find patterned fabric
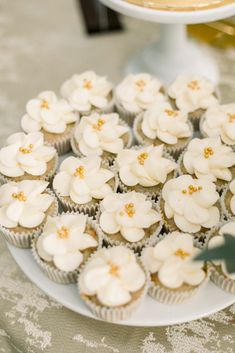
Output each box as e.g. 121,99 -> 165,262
0,0 -> 234,352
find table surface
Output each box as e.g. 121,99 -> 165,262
0,1 -> 235,352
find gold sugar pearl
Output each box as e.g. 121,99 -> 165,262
73,166 -> 85,178
187,80 -> 200,90
137,152 -> 149,165
164,109 -> 178,117
174,248 -> 190,260
124,203 -> 135,218
83,79 -> 93,90
19,144 -> 34,154
109,262 -> 120,277
40,99 -> 50,109
135,79 -> 146,91
92,119 -> 105,131
12,192 -> 27,202
57,226 -> 70,239
227,113 -> 235,123
182,185 -> 202,195
203,147 -> 214,159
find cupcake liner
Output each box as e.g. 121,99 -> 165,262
0,189 -> 58,248
133,113 -> 193,160
78,251 -> 149,322
188,109 -> 205,132
0,150 -> 59,185
31,215 -> 103,284
210,265 -> 235,294
221,186 -> 235,220
115,99 -> 139,127
96,198 -> 163,252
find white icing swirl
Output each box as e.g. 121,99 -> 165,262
162,175 -> 220,233
229,179 -> 235,215
141,102 -> 192,144
21,91 -> 78,134
202,104 -> 235,146
53,156 -> 114,205
79,246 -> 146,307
208,222 -> 235,280
116,145 -> 177,187
37,214 -> 98,272
60,71 -> 113,112
99,192 -> 161,242
73,113 -> 130,156
0,180 -> 53,228
168,74 -> 218,113
0,132 -> 56,177
116,73 -> 165,113
142,232 -> 205,288
183,137 -> 235,182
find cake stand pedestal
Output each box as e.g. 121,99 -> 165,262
99,0 -> 235,83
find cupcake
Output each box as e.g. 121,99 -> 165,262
116,145 -> 177,198
0,180 -> 58,248
97,191 -> 163,251
207,221 -> 235,294
78,246 -> 148,322
133,101 -> 193,158
160,175 -> 220,239
168,74 -> 219,130
200,103 -> 235,147
178,137 -> 235,191
0,132 -> 58,184
60,71 -> 114,116
142,232 -> 207,304
53,155 -> 116,216
21,91 -> 78,155
115,73 -> 166,126
32,213 -> 101,284
71,112 -> 132,164
221,180 -> 235,219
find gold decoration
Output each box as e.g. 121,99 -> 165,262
92,119 -> 105,131
204,147 -> 214,159
19,144 -> 34,154
181,185 -> 203,195
73,166 -> 85,178
135,79 -> 146,91
12,192 -> 27,202
41,99 -> 50,109
137,152 -> 149,165
109,262 -> 120,277
228,113 -> 235,122
124,203 -> 136,218
83,80 -> 93,90
164,109 -> 178,117
174,248 -> 190,259
187,80 -> 200,90
57,226 -> 70,239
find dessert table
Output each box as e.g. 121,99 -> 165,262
0,0 -> 234,352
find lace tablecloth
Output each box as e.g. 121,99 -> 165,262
0,1 -> 234,352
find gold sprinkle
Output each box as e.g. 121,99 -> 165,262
19,144 -> 34,154
109,262 -> 119,277
137,152 -> 149,165
135,79 -> 146,91
182,185 -> 202,195
12,192 -> 27,202
164,109 -> 178,117
204,147 -> 214,159
181,189 -> 187,194
73,166 -> 85,178
198,186 -> 203,191
83,80 -> 93,90
57,226 -> 70,239
92,119 -> 105,131
174,248 -> 190,260
227,113 -> 235,123
187,80 -> 200,90
41,99 -> 49,109
124,203 -> 135,218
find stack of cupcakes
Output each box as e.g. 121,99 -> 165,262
1,70 -> 234,323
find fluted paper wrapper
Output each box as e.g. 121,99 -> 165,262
115,99 -> 140,127
210,265 -> 235,294
221,186 -> 235,220
0,189 -> 58,248
133,113 -> 193,160
78,253 -> 149,322
31,216 -> 103,284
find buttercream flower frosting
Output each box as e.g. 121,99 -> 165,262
60,71 -> 113,112
115,73 -> 165,113
21,91 -> 78,134
99,192 -> 161,242
208,221 -> 235,279
0,180 -> 54,228
142,232 -> 205,289
0,132 -> 56,177
79,246 -> 146,306
229,179 -> 235,215
202,104 -> 235,146
168,74 -> 218,113
183,137 -> 235,182
53,156 -> 114,205
162,175 -> 220,233
116,145 -> 177,187
37,214 -> 98,272
141,102 -> 192,144
73,113 -> 130,156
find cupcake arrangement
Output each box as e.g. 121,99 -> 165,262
1,70 -> 235,323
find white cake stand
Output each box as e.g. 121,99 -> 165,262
99,0 -> 235,83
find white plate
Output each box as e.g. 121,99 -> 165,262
8,243 -> 235,327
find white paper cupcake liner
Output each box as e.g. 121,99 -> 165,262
78,251 -> 149,322
133,113 -> 193,160
221,186 -> 235,220
210,265 -> 235,294
31,215 -> 103,284
96,198 -> 163,252
115,99 -> 140,127
188,109 -> 205,131
0,189 -> 58,248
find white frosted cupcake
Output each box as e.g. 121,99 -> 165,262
60,71 -> 114,116
0,132 -> 58,183
21,91 -> 78,155
142,232 -> 207,304
221,180 -> 235,219
133,101 -> 193,158
97,191 -> 163,251
178,137 -> 235,190
200,103 -> 235,147
78,246 -> 148,322
0,180 -> 58,248
32,213 -> 101,284
208,221 -> 235,294
71,112 -> 132,164
116,145 -> 177,198
53,155 -> 116,216
160,175 -> 220,239
115,73 -> 166,126
168,74 -> 219,130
